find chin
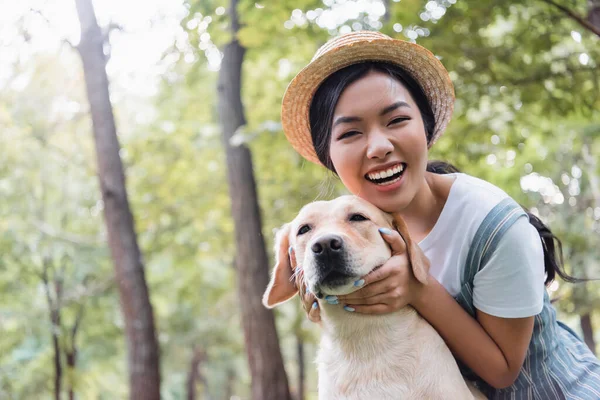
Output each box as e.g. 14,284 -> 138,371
365,195 -> 408,214
317,281 -> 359,297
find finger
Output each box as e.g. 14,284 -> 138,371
359,261 -> 396,287
343,292 -> 391,306
378,227 -> 407,256
289,246 -> 297,269
303,291 -> 322,323
343,303 -> 391,315
300,287 -> 314,307
338,278 -> 395,300
308,300 -> 321,322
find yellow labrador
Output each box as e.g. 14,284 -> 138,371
263,195 -> 485,400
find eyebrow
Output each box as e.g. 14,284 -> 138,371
332,101 -> 411,128
380,101 -> 411,116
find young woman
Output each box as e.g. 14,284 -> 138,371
280,31 -> 600,398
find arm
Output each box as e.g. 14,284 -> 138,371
416,216 -> 544,388
413,280 -> 533,389
339,217 -> 545,389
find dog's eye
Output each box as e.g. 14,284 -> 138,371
349,213 -> 368,222
297,225 -> 311,235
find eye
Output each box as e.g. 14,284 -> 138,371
297,225 -> 311,235
388,117 -> 409,126
349,213 -> 368,222
338,130 -> 360,140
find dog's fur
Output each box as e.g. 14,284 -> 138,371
263,195 -> 485,399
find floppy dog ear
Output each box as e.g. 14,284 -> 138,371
392,215 -> 430,284
262,223 -> 298,308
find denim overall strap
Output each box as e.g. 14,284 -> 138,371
455,198 -> 600,399
455,197 -> 526,318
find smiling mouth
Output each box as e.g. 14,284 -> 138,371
365,163 -> 406,186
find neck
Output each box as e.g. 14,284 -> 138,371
397,172 -> 454,242
320,303 -> 418,340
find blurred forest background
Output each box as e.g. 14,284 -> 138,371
0,0 -> 599,399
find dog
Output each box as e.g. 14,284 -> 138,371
263,195 -> 485,399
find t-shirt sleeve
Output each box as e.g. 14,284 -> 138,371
472,215 -> 546,318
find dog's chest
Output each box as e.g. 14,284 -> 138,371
315,311 -> 464,400
317,318 -> 426,399
317,341 -> 418,399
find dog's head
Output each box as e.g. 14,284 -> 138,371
262,195 -> 428,308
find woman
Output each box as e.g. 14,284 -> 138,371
281,31 -> 600,399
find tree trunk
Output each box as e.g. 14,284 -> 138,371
42,260 -> 62,400
217,1 -> 291,399
297,334 -> 305,400
51,310 -> 62,400
225,369 -> 235,400
73,1 -> 161,399
186,348 -> 204,400
65,305 -> 84,400
580,312 -> 597,355
66,350 -> 75,400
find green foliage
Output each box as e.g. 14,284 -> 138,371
1,0 -> 599,398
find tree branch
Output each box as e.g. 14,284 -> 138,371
71,304 -> 85,343
60,276 -> 115,307
41,259 -> 55,312
509,66 -> 596,86
30,219 -> 103,247
541,0 -> 600,37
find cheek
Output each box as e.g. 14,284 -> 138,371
330,145 -> 363,190
329,143 -> 345,170
345,228 -> 392,267
411,122 -> 429,157
345,227 -> 371,248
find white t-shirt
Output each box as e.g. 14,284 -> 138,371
419,173 -> 545,318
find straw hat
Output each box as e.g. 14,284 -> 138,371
281,31 -> 455,165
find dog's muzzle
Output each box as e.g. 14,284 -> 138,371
311,234 -> 354,297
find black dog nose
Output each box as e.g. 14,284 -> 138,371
311,234 -> 343,255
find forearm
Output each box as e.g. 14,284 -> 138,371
413,279 -> 522,389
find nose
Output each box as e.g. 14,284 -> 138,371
366,130 -> 393,159
311,234 -> 344,255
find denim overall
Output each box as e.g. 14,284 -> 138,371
455,198 -> 600,399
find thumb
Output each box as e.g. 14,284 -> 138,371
378,227 -> 407,256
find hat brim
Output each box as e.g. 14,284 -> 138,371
281,37 -> 455,165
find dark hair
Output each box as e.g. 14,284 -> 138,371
308,61 -> 582,286
309,62 -> 435,172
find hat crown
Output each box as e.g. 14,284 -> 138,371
312,31 -> 392,62
283,31 -> 455,165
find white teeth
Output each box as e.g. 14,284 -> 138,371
367,164 -> 404,181
376,175 -> 402,186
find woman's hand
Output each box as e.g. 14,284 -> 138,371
293,227 -> 427,318
337,228 -> 426,314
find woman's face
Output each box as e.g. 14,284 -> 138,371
329,70 -> 429,213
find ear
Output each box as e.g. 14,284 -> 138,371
262,223 -> 299,308
392,214 -> 430,284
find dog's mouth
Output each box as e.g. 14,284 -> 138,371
321,269 -> 354,285
313,264 -> 384,299
313,268 -> 355,299
365,163 -> 406,186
